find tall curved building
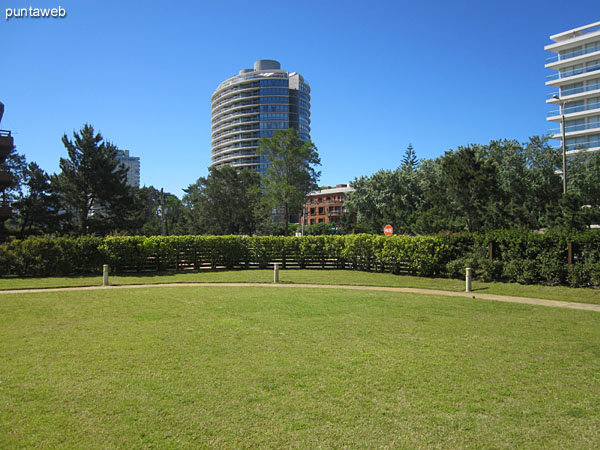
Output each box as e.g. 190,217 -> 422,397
211,60 -> 311,175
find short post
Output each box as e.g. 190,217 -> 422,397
568,242 -> 574,266
273,263 -> 279,283
465,267 -> 472,293
102,264 -> 109,286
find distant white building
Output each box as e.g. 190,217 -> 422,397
116,150 -> 140,188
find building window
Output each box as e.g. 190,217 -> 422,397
586,59 -> 600,73
318,218 -> 324,223
318,207 -> 324,215
310,208 -> 315,215
565,118 -> 585,132
310,219 -> 315,224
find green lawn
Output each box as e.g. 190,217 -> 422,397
1,269 -> 600,305
1,286 -> 599,448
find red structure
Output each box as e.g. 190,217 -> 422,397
301,184 -> 354,225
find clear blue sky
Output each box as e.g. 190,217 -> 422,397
2,0 -> 598,197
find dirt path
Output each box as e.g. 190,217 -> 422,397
1,282 -> 599,312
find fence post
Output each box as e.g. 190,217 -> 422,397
489,242 -> 494,261
274,263 -> 279,283
465,267 -> 472,293
568,242 -> 574,266
102,264 -> 109,286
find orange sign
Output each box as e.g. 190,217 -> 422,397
384,225 -> 393,236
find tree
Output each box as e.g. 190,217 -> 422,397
486,137 -> 562,229
182,165 -> 266,235
401,143 -> 418,171
54,124 -> 133,234
345,156 -> 424,235
549,151 -> 600,231
345,170 -> 399,234
129,186 -> 186,236
0,145 -> 26,205
413,156 -> 462,233
12,162 -> 61,236
258,129 -> 321,236
440,145 -> 501,232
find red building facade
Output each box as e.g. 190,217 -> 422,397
300,184 -> 354,225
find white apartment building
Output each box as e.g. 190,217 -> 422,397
116,150 -> 140,188
546,21 -> 600,154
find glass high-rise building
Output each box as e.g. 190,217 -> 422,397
211,59 -> 311,175
546,21 -> 600,154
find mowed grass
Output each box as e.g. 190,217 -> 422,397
1,286 -> 599,448
1,269 -> 600,305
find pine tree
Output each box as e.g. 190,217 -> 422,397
401,143 -> 418,171
54,124 -> 133,234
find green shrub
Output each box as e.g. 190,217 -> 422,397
1,231 -> 600,288
100,236 -> 154,273
248,236 -> 285,269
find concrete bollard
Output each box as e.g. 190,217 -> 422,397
465,267 -> 472,293
103,264 -> 109,286
274,263 -> 279,283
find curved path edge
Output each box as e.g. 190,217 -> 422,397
0,282 -> 599,312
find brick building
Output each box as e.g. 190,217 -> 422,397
301,184 -> 354,225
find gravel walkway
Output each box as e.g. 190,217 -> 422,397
1,282 -> 599,312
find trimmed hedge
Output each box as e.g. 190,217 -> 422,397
1,231 -> 599,287
0,236 -> 104,277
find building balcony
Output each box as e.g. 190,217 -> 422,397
212,115 -> 260,131
546,67 -> 600,86
212,91 -> 261,110
552,144 -> 600,155
212,108 -> 260,125
215,72 -> 287,93
211,140 -> 259,155
0,171 -> 13,190
211,152 -> 258,164
211,134 -> 260,148
550,123 -> 600,139
545,49 -> 600,69
547,105 -> 600,121
212,125 -> 260,140
545,22 -> 600,50
0,133 -> 14,163
211,83 -> 260,103
547,87 -> 600,104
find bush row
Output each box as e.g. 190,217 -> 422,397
1,232 -> 599,287
0,236 -> 104,277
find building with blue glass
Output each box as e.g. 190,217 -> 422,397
210,60 -> 311,175
546,21 -> 600,154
